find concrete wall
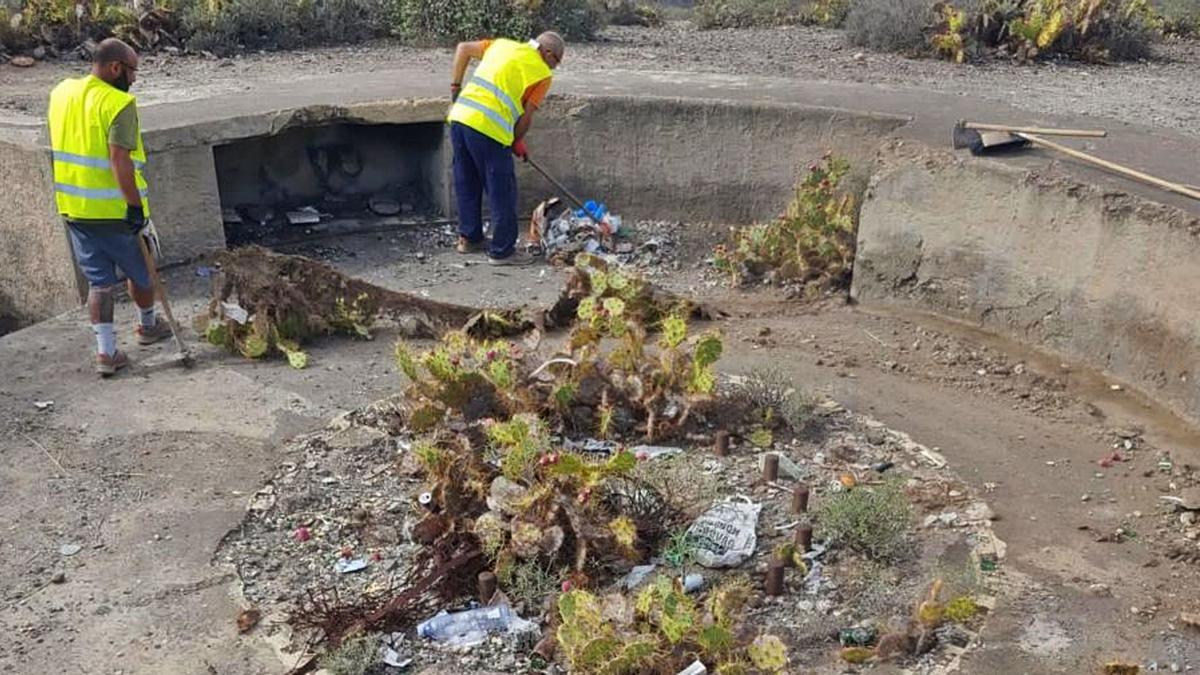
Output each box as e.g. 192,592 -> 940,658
524,96 -> 907,224
852,141 -> 1200,423
0,138 -> 82,331
145,145 -> 225,262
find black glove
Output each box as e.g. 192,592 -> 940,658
125,204 -> 145,234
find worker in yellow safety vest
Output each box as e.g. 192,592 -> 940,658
447,32 -> 564,266
47,38 -> 170,376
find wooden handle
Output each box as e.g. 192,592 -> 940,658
1016,132 -> 1200,201
965,122 -> 1107,138
136,235 -> 188,354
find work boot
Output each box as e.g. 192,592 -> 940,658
488,249 -> 537,267
457,236 -> 485,254
136,316 -> 172,346
96,350 -> 130,377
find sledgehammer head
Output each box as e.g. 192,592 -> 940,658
952,120 -> 1029,156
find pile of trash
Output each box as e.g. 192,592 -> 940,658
529,197 -> 625,264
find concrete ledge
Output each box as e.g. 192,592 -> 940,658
852,140 -> 1200,423
0,138 -> 82,329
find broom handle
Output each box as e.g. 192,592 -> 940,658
966,123 -> 1107,138
1015,133 -> 1200,202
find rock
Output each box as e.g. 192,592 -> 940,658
31,46 -> 46,60
1088,583 -> 1112,597
1182,512 -> 1197,527
59,544 -> 82,557
369,197 -> 401,216
964,502 -> 995,522
1179,487 -> 1200,511
10,56 -> 35,68
852,52 -> 866,62
50,571 -> 66,584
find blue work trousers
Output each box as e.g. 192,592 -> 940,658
451,122 -> 518,259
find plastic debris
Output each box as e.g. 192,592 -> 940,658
686,496 -> 762,568
563,438 -> 619,456
335,558 -> 369,574
381,632 -> 413,668
531,197 -> 625,258
416,604 -> 539,648
630,445 -> 684,461
33,401 -> 53,411
221,301 -> 249,324
1099,451 -> 1125,468
286,206 -> 322,226
293,526 -> 311,542
677,660 -> 707,675
59,544 -> 82,557
195,266 -> 217,278
621,564 -> 658,590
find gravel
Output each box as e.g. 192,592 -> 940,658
2,23 -> 1198,137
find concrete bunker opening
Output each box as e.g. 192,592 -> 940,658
213,121 -> 448,248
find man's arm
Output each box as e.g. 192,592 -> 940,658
109,145 -> 140,208
451,40 -> 489,99
107,103 -> 141,209
513,108 -> 535,145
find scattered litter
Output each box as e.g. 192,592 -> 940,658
59,544 -> 82,557
683,573 -> 705,593
195,266 -> 217,278
924,512 -> 960,528
563,438 -> 619,456
871,461 -> 894,473
677,660 -> 707,675
382,631 -> 414,668
530,197 -> 624,260
921,448 -> 949,468
236,607 -> 262,634
286,206 -> 323,226
1099,451 -> 1125,468
221,301 -> 249,324
686,496 -> 762,568
631,445 -> 684,461
33,401 -> 53,411
1161,488 -> 1200,511
335,558 -> 369,574
416,604 -> 538,648
221,208 -> 243,225
293,526 -> 311,542
620,564 -> 658,590
702,458 -> 725,474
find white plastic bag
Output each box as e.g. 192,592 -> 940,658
686,496 -> 762,568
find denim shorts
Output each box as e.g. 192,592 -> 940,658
66,222 -> 152,289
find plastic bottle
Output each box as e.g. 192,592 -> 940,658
417,605 -> 518,646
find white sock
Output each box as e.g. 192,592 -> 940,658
138,306 -> 156,329
94,323 -> 116,356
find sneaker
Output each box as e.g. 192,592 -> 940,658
456,236 -> 485,254
487,249 -> 537,267
96,350 -> 130,377
136,317 -> 172,346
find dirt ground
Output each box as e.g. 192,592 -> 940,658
2,23 -> 1199,138
2,220 -> 1200,673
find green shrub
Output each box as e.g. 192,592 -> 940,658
393,0 -> 603,45
0,0 -> 137,53
713,154 -> 857,293
1156,0 -> 1200,35
817,479 -> 914,562
181,0 -> 392,55
317,634 -> 379,675
694,0 -> 802,28
844,0 -> 936,51
844,0 -> 933,52
606,0 -> 664,26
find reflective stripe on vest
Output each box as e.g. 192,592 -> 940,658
53,150 -> 146,171
446,39 -> 551,146
47,75 -> 151,220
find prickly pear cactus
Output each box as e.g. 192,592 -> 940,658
747,635 -> 788,673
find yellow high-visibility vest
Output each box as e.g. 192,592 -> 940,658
47,74 -> 150,220
447,39 -> 551,147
